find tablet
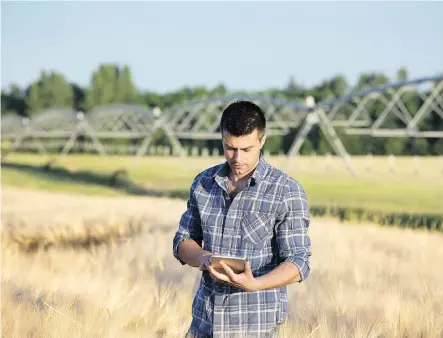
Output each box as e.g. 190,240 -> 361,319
211,255 -> 246,274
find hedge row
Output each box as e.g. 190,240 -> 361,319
137,190 -> 442,232
309,205 -> 442,232
115,171 -> 442,232
36,164 -> 443,233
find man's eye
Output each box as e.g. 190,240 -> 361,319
244,149 -> 251,152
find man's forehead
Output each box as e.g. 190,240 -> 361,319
222,130 -> 261,141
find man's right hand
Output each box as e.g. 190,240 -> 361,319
177,239 -> 212,269
199,252 -> 213,271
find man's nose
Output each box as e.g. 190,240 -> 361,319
234,150 -> 241,161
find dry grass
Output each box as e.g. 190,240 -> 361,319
2,187 -> 443,338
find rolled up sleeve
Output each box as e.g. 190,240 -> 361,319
276,178 -> 312,282
173,176 -> 203,265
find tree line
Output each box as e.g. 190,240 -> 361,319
2,64 -> 442,156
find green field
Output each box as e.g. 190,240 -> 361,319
2,153 -> 443,215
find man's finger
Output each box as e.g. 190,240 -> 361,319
213,272 -> 231,283
244,261 -> 253,277
220,262 -> 238,282
207,264 -> 231,283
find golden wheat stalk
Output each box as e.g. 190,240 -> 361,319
43,301 -> 100,336
2,216 -> 146,252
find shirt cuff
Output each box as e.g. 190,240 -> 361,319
173,234 -> 191,265
284,256 -> 310,282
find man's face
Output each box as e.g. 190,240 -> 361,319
222,129 -> 266,178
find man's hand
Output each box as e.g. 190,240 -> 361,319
177,240 -> 212,269
198,252 -> 213,271
205,261 -> 262,292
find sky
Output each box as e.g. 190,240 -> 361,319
1,1 -> 443,93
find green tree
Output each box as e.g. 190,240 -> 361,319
385,138 -> 405,155
192,86 -> 209,99
353,73 -> 389,92
116,66 -> 138,103
86,64 -> 121,108
24,71 -> 73,115
263,135 -> 283,155
210,83 -> 227,97
432,139 -> 443,155
412,139 -> 429,155
284,76 -> 304,100
72,84 -> 87,111
396,67 -> 409,82
318,136 -> 332,155
3,63 -> 439,157
2,84 -> 27,116
330,75 -> 348,98
300,139 -> 314,155
26,83 -> 41,114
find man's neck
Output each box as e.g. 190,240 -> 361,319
230,170 -> 252,184
229,159 -> 260,184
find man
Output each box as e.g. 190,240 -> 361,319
173,100 -> 311,338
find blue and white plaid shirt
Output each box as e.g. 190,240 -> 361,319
173,154 -> 311,337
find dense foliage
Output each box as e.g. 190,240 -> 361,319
2,64 -> 442,156
309,206 -> 442,232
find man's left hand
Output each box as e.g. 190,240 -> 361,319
205,261 -> 262,292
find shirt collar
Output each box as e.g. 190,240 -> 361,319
213,152 -> 268,187
250,152 -> 268,183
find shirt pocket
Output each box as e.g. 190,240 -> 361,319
241,212 -> 275,250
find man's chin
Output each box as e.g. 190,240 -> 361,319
232,168 -> 248,178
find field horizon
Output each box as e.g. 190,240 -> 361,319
2,153 -> 443,215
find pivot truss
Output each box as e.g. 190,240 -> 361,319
285,75 -> 443,175
325,75 -> 443,138
1,75 -> 442,175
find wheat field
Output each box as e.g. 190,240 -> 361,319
2,187 -> 443,338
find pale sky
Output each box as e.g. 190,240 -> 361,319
1,1 -> 443,93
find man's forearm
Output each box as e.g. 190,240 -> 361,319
255,261 -> 301,290
178,239 -> 211,267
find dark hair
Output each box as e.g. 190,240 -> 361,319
220,100 -> 266,139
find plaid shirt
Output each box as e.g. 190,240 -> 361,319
173,154 -> 311,337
